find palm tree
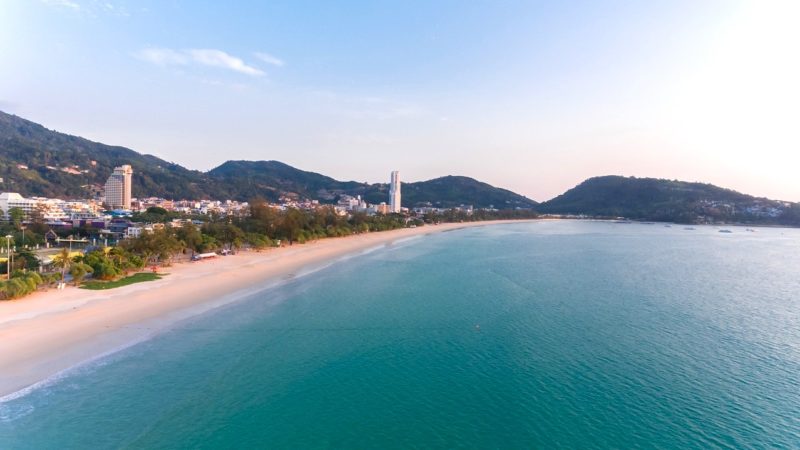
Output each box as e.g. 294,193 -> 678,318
108,247 -> 126,272
56,247 -> 72,283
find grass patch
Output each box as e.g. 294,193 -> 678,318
80,272 -> 166,290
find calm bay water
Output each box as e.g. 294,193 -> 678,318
1,221 -> 799,448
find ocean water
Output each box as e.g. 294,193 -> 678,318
1,221 -> 799,449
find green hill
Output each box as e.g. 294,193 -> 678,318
208,162 -> 537,208
6,110 -> 794,222
0,110 -> 213,199
539,176 -> 800,225
0,110 -> 536,208
378,175 -> 537,209
207,160 -> 364,202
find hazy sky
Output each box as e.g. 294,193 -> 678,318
1,0 -> 798,202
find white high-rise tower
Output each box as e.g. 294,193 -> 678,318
105,164 -> 133,210
389,170 -> 401,213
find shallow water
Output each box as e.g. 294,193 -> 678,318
1,221 -> 799,448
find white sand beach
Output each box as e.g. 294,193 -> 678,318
0,221 -> 528,398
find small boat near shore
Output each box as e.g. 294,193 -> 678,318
719,229 -> 733,233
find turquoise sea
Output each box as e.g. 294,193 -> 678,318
1,221 -> 799,448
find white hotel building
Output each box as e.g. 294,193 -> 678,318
0,192 -> 37,219
0,192 -> 102,222
389,170 -> 401,213
104,165 -> 133,210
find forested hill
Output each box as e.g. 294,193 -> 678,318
7,110 -> 794,222
207,160 -> 364,202
209,162 -> 538,208
390,176 -> 537,209
538,176 -> 800,225
0,110 -> 537,208
0,110 -> 213,199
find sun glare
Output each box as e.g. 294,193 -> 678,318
667,1 -> 800,172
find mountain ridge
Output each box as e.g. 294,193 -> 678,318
539,175 -> 800,225
0,110 -> 536,208
3,110 -> 798,224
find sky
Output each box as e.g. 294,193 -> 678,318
1,0 -> 799,202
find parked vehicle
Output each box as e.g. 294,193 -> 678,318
191,252 -> 218,261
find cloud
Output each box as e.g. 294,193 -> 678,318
136,48 -> 189,66
254,52 -> 285,67
98,1 -> 131,17
135,48 -> 264,77
41,0 -> 80,9
187,49 -> 264,76
41,0 -> 131,17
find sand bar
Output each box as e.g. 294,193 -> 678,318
0,220 -> 529,398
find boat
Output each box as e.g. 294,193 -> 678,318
719,229 -> 733,233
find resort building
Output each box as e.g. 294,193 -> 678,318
389,170 -> 401,213
125,226 -> 145,239
104,165 -> 133,210
0,192 -> 105,223
0,192 -> 37,220
337,194 -> 368,212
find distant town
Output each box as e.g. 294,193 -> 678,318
1,160 -> 797,300
1,165 -> 489,244
1,163 -> 534,301
1,162 -> 797,252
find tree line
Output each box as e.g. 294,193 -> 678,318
0,199 -> 537,299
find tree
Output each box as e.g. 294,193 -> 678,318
249,197 -> 280,236
140,249 -> 154,268
83,250 -> 123,280
0,271 -> 45,299
198,234 -> 219,253
200,221 -> 245,252
69,263 -> 94,286
278,208 -> 307,244
8,207 -> 24,228
245,232 -> 271,251
107,247 -> 130,274
5,278 -> 29,298
40,272 -> 61,290
153,230 -> 184,265
175,223 -> 203,252
55,247 -> 72,283
15,249 -> 40,271
29,204 -> 47,225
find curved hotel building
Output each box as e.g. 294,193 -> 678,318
104,165 -> 133,210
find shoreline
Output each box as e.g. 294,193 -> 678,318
0,220 -> 531,399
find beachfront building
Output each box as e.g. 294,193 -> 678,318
28,197 -> 69,222
134,197 -> 176,212
389,170 -> 401,213
337,194 -> 369,213
61,200 -> 104,220
104,165 -> 133,210
125,226 -> 145,239
0,192 -> 37,220
0,192 -> 105,222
